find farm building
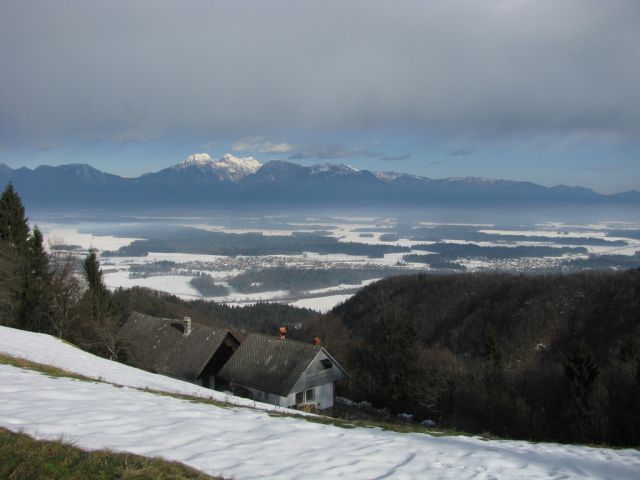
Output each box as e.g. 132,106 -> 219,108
217,333 -> 349,411
118,312 -> 240,388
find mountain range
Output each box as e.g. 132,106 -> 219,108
1,153 -> 638,209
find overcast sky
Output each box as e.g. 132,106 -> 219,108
1,0 -> 639,193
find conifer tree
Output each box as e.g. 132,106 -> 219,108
84,249 -> 106,296
0,183 -> 30,326
0,183 -> 29,252
564,340 -> 600,418
20,226 -> 51,331
80,249 -> 122,359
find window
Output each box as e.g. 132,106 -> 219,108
295,388 -> 315,405
305,388 -> 314,402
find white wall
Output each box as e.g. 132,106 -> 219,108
315,382 -> 334,410
233,383 -> 334,410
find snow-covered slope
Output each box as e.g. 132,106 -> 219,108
0,326 -> 296,414
1,325 -> 639,480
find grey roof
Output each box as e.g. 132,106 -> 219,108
118,312 -> 236,381
217,334 -> 348,397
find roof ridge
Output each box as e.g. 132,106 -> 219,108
248,332 -> 321,350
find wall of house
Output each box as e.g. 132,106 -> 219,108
231,383 -> 334,410
233,384 -> 290,408
314,382 -> 334,410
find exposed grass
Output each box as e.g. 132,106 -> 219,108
140,387 -> 233,410
0,353 -> 94,382
266,411 -> 492,438
0,427 -> 221,480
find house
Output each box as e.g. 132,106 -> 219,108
118,312 -> 240,388
217,333 -> 349,411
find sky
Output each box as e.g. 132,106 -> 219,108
0,0 -> 639,193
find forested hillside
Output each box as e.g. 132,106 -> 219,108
317,272 -> 640,445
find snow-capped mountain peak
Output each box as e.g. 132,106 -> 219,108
176,153 -> 262,182
310,163 -> 359,175
218,153 -> 262,176
181,153 -> 215,165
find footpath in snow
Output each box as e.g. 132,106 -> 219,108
1,326 -> 639,480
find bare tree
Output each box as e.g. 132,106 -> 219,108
47,249 -> 81,339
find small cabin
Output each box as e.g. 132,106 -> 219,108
217,333 -> 349,411
118,312 -> 240,388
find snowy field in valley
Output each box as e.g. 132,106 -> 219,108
37,218 -> 640,313
289,294 -> 353,312
42,226 -> 142,251
1,326 -> 639,480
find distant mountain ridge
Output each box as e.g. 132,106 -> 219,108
1,153 -> 638,208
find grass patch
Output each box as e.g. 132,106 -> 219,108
0,353 -> 235,410
0,427 -> 221,480
139,387 -> 233,410
0,354 -> 94,382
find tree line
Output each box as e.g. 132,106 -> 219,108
307,272 -> 640,446
0,183 -> 123,359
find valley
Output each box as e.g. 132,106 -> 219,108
39,212 -> 640,312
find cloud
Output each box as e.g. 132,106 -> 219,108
288,143 -> 369,160
379,153 -> 411,162
577,163 -> 632,172
114,131 -> 162,144
288,143 -> 410,162
84,131 -> 162,145
0,0 -> 639,146
36,143 -> 60,151
232,136 -> 293,154
445,148 -> 473,157
425,161 -> 445,168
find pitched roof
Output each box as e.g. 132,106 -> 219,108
217,334 -> 346,397
118,312 -> 236,381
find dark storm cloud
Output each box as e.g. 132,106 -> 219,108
1,0 -> 639,145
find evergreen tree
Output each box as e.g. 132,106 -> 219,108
20,226 -> 51,332
0,183 -> 31,327
84,249 -> 106,295
350,308 -> 421,410
564,340 -> 600,419
0,240 -> 22,326
79,250 -> 122,359
483,325 -> 503,368
0,183 -> 29,252
620,337 -> 640,383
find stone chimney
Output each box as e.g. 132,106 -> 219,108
183,316 -> 192,336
